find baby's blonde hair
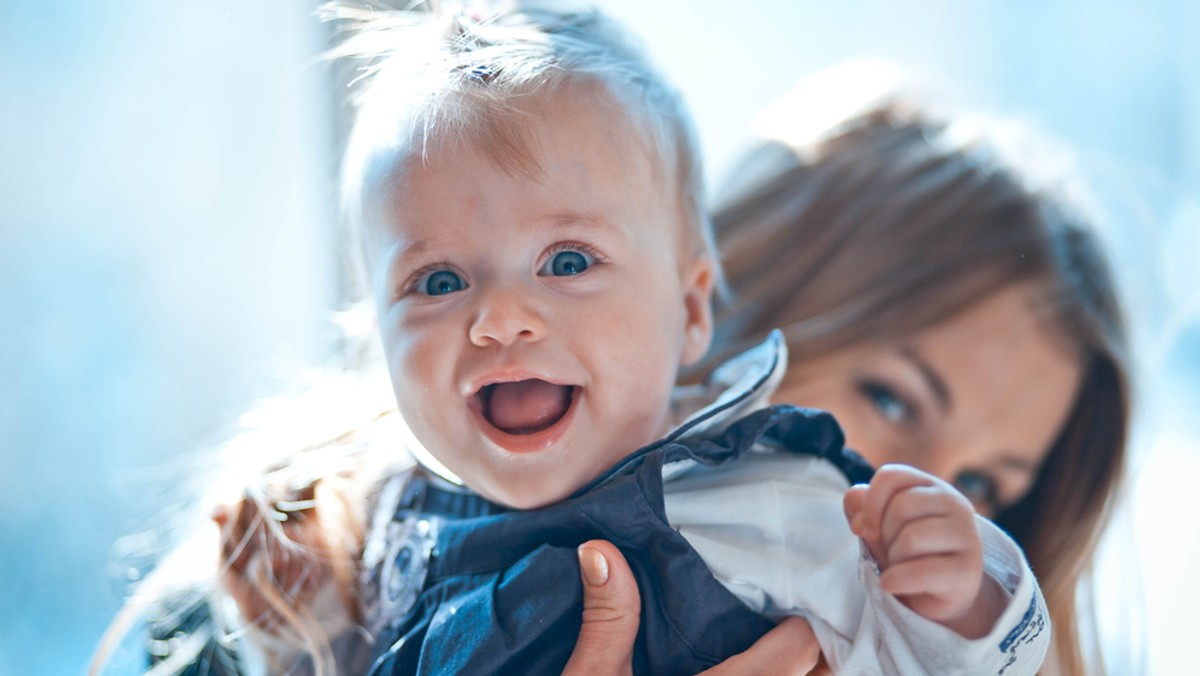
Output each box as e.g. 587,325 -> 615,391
325,1 -> 715,299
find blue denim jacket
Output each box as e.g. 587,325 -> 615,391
361,335 -> 872,675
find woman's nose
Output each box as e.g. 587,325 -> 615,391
918,439 -> 997,514
467,285 -> 547,347
918,444 -> 970,487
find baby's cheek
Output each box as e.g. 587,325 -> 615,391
381,331 -> 444,421
381,321 -> 432,372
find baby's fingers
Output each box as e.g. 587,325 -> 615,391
854,465 -> 936,541
843,485 -> 887,567
842,484 -> 868,531
883,515 -> 979,567
879,554 -> 981,622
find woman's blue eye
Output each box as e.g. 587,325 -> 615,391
861,382 -> 911,424
954,472 -> 998,513
421,270 -> 466,296
547,250 -> 590,276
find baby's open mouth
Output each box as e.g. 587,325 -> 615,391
479,379 -> 576,435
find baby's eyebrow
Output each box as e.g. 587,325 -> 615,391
380,234 -> 435,282
545,211 -> 621,235
380,212 -> 619,276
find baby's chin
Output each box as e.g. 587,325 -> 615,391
467,456 -> 627,510
476,475 -> 589,511
479,424 -> 674,510
414,401 -> 675,510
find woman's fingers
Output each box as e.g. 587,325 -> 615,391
560,539 -> 828,676
215,497 -> 259,574
562,540 -> 641,676
701,616 -> 825,676
212,479 -> 337,630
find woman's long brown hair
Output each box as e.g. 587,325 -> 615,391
707,96 -> 1129,675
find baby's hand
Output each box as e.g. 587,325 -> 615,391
212,480 -> 356,635
843,464 -> 1006,638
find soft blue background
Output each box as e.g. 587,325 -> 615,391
2,1 -> 1196,673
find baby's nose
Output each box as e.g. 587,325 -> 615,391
468,286 -> 547,347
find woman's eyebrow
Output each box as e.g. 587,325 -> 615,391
997,455 -> 1038,475
899,347 -> 952,411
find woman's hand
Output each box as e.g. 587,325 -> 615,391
563,540 -> 829,676
211,479 -> 357,636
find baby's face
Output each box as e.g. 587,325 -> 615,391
363,93 -> 713,509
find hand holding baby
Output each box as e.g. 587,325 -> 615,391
211,477 -> 360,664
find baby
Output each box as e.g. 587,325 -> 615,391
214,3 -> 1050,674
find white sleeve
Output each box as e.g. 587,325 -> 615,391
663,452 -> 1050,675
841,518 -> 1050,675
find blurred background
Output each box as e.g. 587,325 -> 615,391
1,1 -> 1196,673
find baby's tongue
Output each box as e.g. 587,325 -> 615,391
486,380 -> 571,434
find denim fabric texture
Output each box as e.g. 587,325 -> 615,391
366,404 -> 873,675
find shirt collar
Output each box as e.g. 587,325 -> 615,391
670,330 -> 789,441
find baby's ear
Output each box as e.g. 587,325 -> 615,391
680,254 -> 715,367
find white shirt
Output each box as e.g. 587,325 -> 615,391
663,332 -> 1050,675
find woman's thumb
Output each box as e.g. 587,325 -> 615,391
562,540 -> 641,676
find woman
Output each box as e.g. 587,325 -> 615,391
703,70 -> 1126,674
593,70 -> 1128,675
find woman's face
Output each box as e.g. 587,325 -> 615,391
772,284 -> 1083,517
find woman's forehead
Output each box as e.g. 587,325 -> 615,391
905,285 -> 1082,453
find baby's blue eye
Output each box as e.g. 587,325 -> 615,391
421,270 -> 466,296
547,250 -> 590,276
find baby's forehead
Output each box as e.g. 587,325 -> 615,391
347,80 -> 702,266
363,87 -> 670,204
